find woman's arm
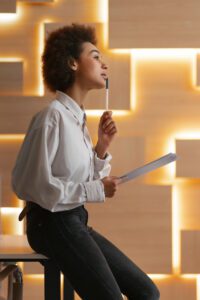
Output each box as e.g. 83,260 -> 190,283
95,111 -> 117,159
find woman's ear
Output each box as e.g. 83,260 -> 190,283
68,57 -> 78,71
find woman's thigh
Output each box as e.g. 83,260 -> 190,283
89,228 -> 160,300
27,207 -> 123,300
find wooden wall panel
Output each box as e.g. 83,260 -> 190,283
24,262 -> 43,275
177,183 -> 200,230
0,62 -> 23,95
0,140 -> 22,207
195,54 -> 200,87
0,0 -> 16,13
109,136 -> 145,177
181,230 -> 200,273
154,277 -> 196,300
0,96 -> 49,134
176,140 -> 200,178
19,0 -> 53,2
0,1 -> 100,96
86,184 -> 172,273
23,276 -> 44,300
109,0 -> 200,48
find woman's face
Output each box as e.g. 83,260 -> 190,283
74,42 -> 108,90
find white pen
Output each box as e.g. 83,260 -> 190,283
105,78 -> 109,111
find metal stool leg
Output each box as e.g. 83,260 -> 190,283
63,276 -> 74,300
44,260 -> 60,300
13,266 -> 23,300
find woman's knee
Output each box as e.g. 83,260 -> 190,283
128,281 -> 160,300
145,282 -> 160,300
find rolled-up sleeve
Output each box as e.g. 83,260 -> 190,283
93,151 -> 112,179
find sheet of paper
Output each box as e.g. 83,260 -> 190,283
119,153 -> 177,184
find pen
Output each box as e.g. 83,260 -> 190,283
105,78 -> 109,111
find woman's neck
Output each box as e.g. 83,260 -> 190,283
65,84 -> 88,108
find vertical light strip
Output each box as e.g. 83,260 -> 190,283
0,5 -> 22,24
0,134 -> 24,140
1,208 -> 23,235
38,19 -> 55,96
38,22 -> 45,96
172,185 -> 181,274
191,51 -> 200,90
97,0 -> 108,48
98,0 -> 108,23
130,51 -> 137,110
197,275 -> 200,300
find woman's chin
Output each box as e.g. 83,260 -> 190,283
88,79 -> 106,90
95,80 -> 106,89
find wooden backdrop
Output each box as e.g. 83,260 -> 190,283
1,0 -> 200,299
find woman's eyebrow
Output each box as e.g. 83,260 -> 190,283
89,49 -> 100,55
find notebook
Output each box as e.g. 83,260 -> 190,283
119,153 -> 177,184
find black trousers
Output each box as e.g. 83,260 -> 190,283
26,204 -> 160,300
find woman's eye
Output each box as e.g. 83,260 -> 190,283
94,56 -> 100,60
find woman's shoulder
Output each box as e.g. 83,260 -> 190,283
30,101 -> 61,130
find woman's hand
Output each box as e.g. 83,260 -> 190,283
101,176 -> 121,198
95,111 -> 117,159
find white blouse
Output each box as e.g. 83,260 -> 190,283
12,91 -> 112,212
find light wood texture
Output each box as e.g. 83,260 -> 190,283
176,140 -> 200,178
0,62 -> 23,95
0,0 -> 16,13
0,140 -> 22,207
86,183 -> 172,273
19,0 -> 53,2
23,276 -> 44,300
154,276 -> 196,300
109,136 -> 145,176
0,235 -> 46,258
23,262 -> 43,275
196,54 -> 200,86
0,209 -> 22,234
181,230 -> 200,273
177,183 -> 200,230
0,96 -> 49,134
109,0 -> 200,48
0,0 -> 100,96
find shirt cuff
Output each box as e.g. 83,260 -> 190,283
93,151 -> 112,171
83,180 -> 105,203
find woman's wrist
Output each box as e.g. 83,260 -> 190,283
94,142 -> 108,159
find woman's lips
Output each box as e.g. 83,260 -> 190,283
101,73 -> 107,79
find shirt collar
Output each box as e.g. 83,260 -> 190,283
56,90 -> 86,126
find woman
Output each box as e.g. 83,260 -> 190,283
12,24 -> 160,300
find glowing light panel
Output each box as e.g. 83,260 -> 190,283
0,6 -> 22,24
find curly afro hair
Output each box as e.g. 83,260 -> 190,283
42,23 -> 97,93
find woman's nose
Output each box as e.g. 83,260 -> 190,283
102,62 -> 108,69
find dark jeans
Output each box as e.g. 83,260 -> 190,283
26,203 -> 160,300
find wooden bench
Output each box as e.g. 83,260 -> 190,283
0,235 -> 74,300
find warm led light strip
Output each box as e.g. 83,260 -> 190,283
166,130 -> 200,277
1,207 -> 23,235
0,134 -> 24,140
113,48 -> 198,56
98,0 -> 108,23
172,185 -> 180,274
86,110 -> 130,117
0,5 -> 22,23
0,58 -> 23,62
